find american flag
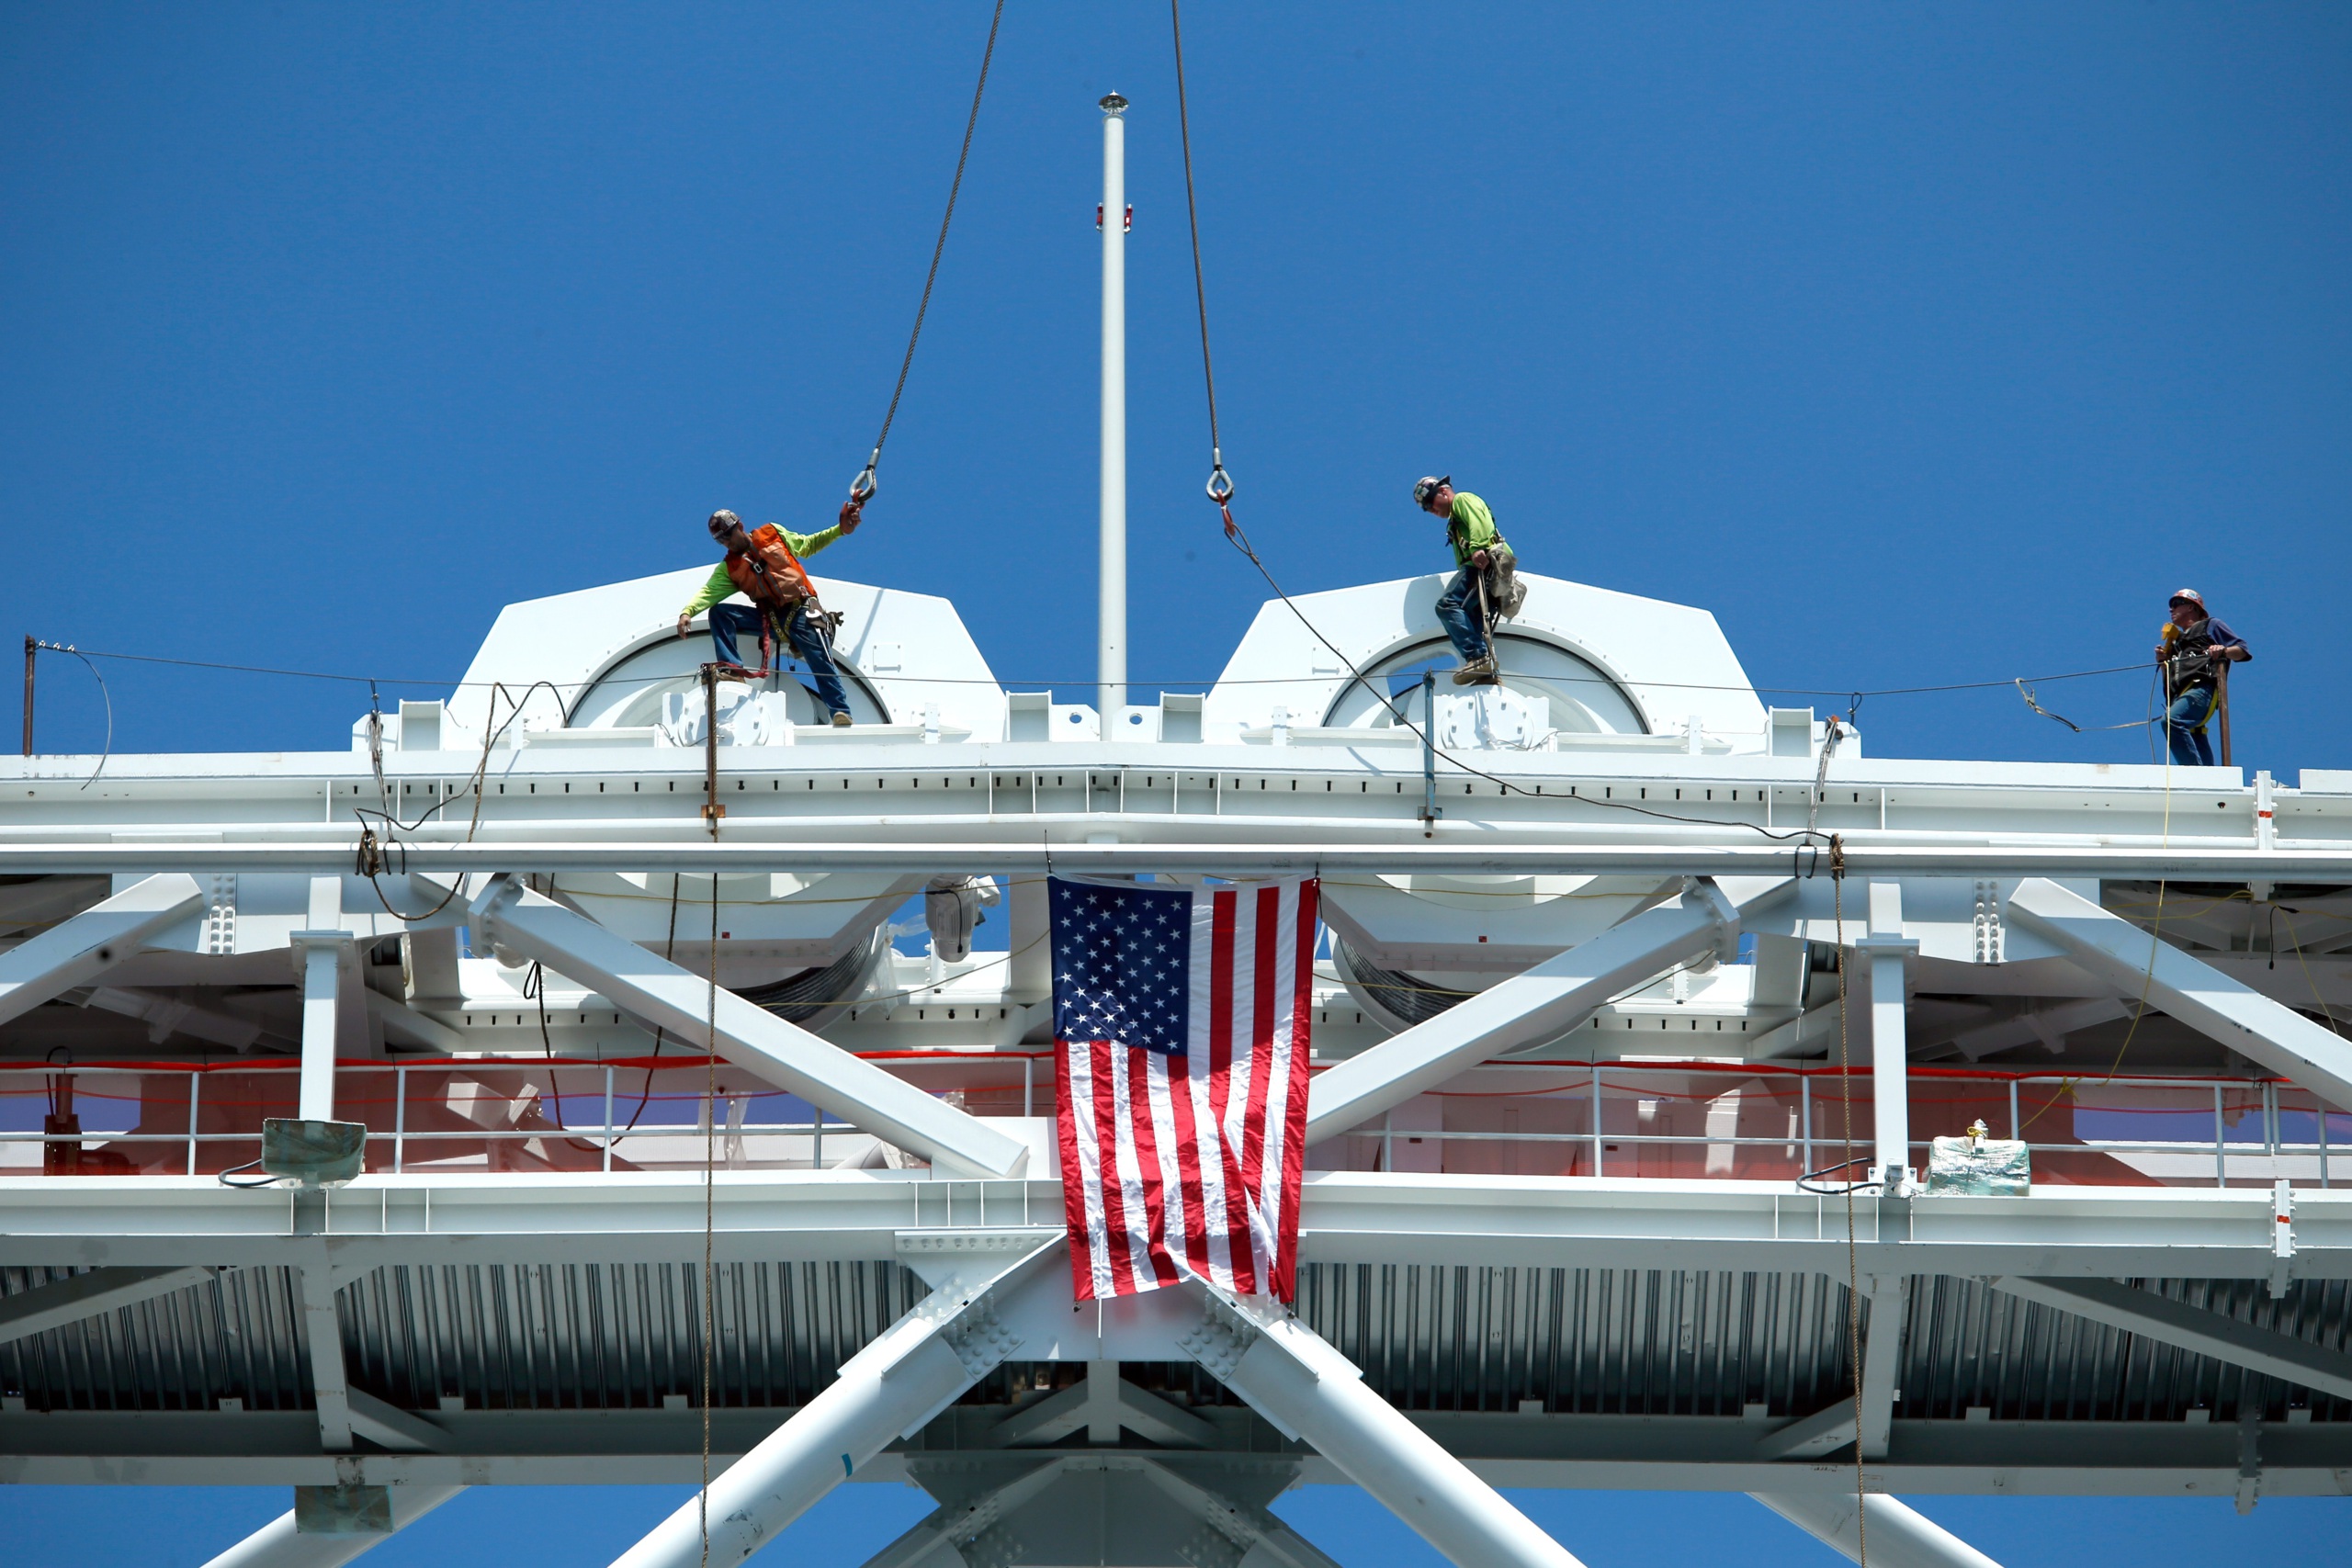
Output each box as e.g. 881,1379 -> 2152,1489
1049,875 -> 1318,1303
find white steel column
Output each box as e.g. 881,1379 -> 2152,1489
1306,879 -> 1750,1144
297,1253 -> 355,1452
2007,877 -> 2352,1111
469,876 -> 1028,1178
1182,1291 -> 1585,1568
0,872 -> 204,1025
1096,90 -> 1128,719
1862,881 -> 1916,1192
293,876 -> 347,1122
1751,1493 -> 2003,1568
608,1239 -> 1054,1568
198,1486 -> 465,1568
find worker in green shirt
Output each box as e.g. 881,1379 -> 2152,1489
674,503 -> 860,723
1413,476 -> 1519,682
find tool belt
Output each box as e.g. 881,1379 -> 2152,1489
756,602 -> 844,667
1477,544 -> 1524,623
2162,626 -> 2221,697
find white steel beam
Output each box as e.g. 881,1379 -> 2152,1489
298,1251 -> 354,1453
1182,1288 -> 1586,1568
198,1485 -> 464,1568
345,1388 -> 453,1453
361,987 -> 467,1052
293,877 -> 349,1122
1864,883 -> 1917,1191
857,1460 -> 1068,1568
2007,878 -> 2352,1111
20,840 -> 2352,882
1858,1273 -> 1907,1459
0,872 -> 204,1025
1751,1492 -> 2002,1568
0,1265 -> 217,1346
469,876 -> 1029,1179
1306,879 -> 1748,1145
1753,1397 -> 1859,1461
606,1236 -> 1057,1568
1134,1459 -> 1344,1568
985,1359 -> 1216,1449
5,1176 -> 2343,1283
1987,1276 -> 2352,1402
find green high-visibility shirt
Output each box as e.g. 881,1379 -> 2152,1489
678,524 -> 845,617
1444,491 -> 1506,570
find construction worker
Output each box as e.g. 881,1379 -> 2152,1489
1413,476 -> 1519,682
2154,589 -> 2249,767
676,504 -> 860,727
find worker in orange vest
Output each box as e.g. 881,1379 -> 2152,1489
676,504 -> 860,726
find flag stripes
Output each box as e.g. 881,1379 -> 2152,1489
1053,877 -> 1317,1303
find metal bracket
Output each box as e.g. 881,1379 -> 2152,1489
2269,1179 -> 2296,1299
1973,878 -> 2005,964
1177,1290 -> 1267,1384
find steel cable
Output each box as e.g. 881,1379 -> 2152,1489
849,0 -> 1006,502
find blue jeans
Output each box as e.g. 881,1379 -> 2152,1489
707,603 -> 851,719
1435,568 -> 1489,661
2165,685 -> 2215,767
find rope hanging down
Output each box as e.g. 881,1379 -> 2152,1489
848,0 -> 1006,504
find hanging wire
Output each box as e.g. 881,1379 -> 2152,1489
1163,9 -> 1837,848
28,642 -> 113,791
1170,0 -> 1230,507
26,638 -> 2160,708
848,0 -> 1007,503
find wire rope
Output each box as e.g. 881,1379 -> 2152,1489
847,0 -> 1006,503
24,638 -> 2158,709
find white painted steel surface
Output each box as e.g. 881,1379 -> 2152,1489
1305,880 -> 1743,1143
1196,1293 -> 1586,1568
1752,1492 -> 2003,1568
2007,877 -> 2352,1109
198,1486 -> 465,1568
467,877 -> 1029,1179
607,1240 -> 1053,1568
0,872 -> 204,1022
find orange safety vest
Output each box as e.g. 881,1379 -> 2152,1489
724,524 -> 820,613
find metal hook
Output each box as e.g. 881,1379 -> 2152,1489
849,446 -> 880,505
1205,464 -> 1234,504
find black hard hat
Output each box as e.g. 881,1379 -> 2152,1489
1413,475 -> 1452,506
707,509 -> 741,539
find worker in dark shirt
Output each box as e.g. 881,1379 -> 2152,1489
2155,589 -> 2248,768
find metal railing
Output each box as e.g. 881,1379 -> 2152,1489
0,1053 -> 1041,1178
1338,1059 -> 2344,1190
2,1054 -> 2340,1189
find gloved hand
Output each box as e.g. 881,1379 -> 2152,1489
839,501 -> 863,535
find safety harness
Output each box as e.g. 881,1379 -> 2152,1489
721,525 -> 839,678
2159,618 -> 2229,735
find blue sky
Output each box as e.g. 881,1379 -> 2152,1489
2,2 -> 2346,1561
2,1479 -> 2342,1564
4,3 -> 2348,772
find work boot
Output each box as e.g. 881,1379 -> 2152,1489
1452,655 -> 1498,684
831,711 -> 853,728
